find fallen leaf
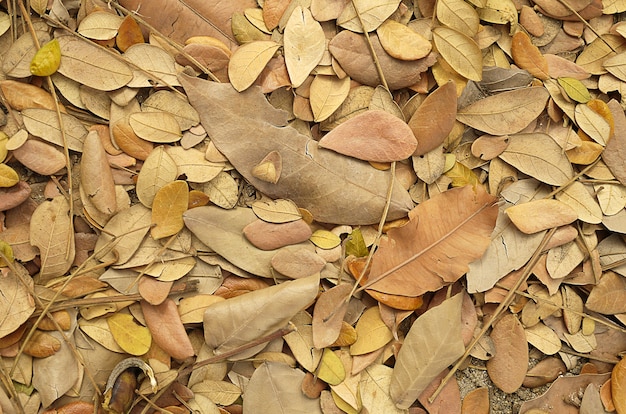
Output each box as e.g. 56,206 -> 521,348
142,90 -> 200,131
310,229 -> 341,249
94,203 -> 152,265
283,6 -> 325,88
310,75 -> 351,122
228,40 -> 281,92
558,77 -> 591,103
432,26 -> 483,81
350,306 -> 393,355
575,104 -> 610,146
437,0 -> 480,37
312,283 -> 352,349
0,163 -> 20,187
21,108 -> 87,152
243,218 -> 312,250
318,109 -> 417,162
0,263 -> 35,338
487,313 -> 528,393
180,75 -> 413,225
390,293 -> 465,409
106,313 -> 152,356
116,14 -> 144,52
523,356 -> 566,388
360,365 -> 406,414
376,19 -> 432,61
81,130 -> 117,215
367,185 -> 497,296
457,87 -> 550,135
612,357 -> 626,414
30,38 -> 61,77
77,10 -> 123,41
251,198 -> 301,223
318,349 -> 346,385
150,180 -> 189,240
251,150 -> 282,184
202,171 -> 238,209
141,298 -> 195,360
3,31 -> 51,78
511,31 -> 550,80
586,271 -> 626,314
203,274 -> 319,359
271,248 -> 326,279
506,199 -> 578,234
124,43 -> 180,88
136,146 -> 178,208
129,111 -> 182,143
461,387 -> 489,414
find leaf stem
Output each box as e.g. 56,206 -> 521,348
350,0 -> 389,90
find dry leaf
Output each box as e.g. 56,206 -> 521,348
329,30 -> 437,90
30,38 -> 61,77
437,0 -> 480,37
0,264 -> 35,338
203,274 -> 319,359
367,185 -> 497,296
350,307 -> 393,355
128,111 -> 182,143
506,199 -> 578,234
432,26 -> 483,82
271,248 -> 326,279
112,117 -> 154,160
243,218 -> 312,250
81,130 -> 116,215
408,81 -> 457,156
21,108 -> 87,152
390,293 -> 465,409
498,133 -> 574,186
77,11 -> 123,40
107,312 -> 152,356
318,109 -> 417,162
228,40 -> 281,92
116,14 -> 144,52
251,150 -> 283,184
461,387 -> 489,414
94,204 -> 152,265
251,198 -> 301,223
165,146 -> 223,183
180,75 -> 413,225
310,75 -> 351,122
487,313 -> 528,393
284,6 -> 325,88
377,20 -> 432,61
360,365 -> 406,414
11,139 -> 65,176
203,172 -> 238,209
511,31 -> 550,80
141,298 -> 195,360
604,100 -> 626,185
312,283 -> 352,349
124,43 -> 180,88
30,196 -> 75,280
3,31 -> 51,78
575,104 -> 610,146
586,271 -> 626,314
457,87 -> 550,135
338,0 -> 401,32
136,146 -> 178,208
151,180 -> 189,240
612,357 -> 626,414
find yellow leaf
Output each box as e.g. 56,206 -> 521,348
0,240 -> 14,266
444,161 -> 480,187
318,349 -> 346,385
566,140 -> 604,164
376,20 -> 432,61
0,163 -> 19,187
310,75 -> 350,122
107,313 -> 152,356
558,77 -> 591,103
228,40 -> 280,92
30,39 -> 61,76
310,229 -> 341,249
151,180 -> 189,240
432,27 -> 482,81
350,307 -> 393,355
436,0 -> 480,37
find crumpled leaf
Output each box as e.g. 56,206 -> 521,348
457,87 -> 550,135
180,74 -> 413,225
30,196 -> 75,280
203,274 -> 319,360
366,185 -> 498,296
390,293 -> 465,409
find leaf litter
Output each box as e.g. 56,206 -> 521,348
2,0 -> 626,413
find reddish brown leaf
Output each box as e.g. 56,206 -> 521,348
511,31 -> 550,80
242,219 -> 312,250
116,14 -> 144,52
318,110 -> 417,162
487,314 -> 528,393
141,298 -> 195,360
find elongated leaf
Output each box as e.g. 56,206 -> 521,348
390,293 -> 465,409
511,31 -> 549,80
180,74 -> 413,225
487,313 -> 528,393
432,26 -> 482,81
81,130 -> 116,215
367,185 -> 497,296
30,196 -> 75,280
457,87 -> 549,135
436,0 -> 480,37
141,298 -> 195,360
203,274 -> 319,359
151,180 -> 189,240
228,41 -> 281,92
136,146 -> 178,208
56,35 -> 132,91
284,6 -> 325,88
498,133 -> 574,186
22,108 -> 87,152
604,100 -> 626,185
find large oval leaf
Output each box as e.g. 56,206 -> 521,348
432,26 -> 482,81
228,40 -> 280,92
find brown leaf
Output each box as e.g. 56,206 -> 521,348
486,313 -> 528,393
141,298 -> 195,360
408,81 -> 457,156
0,180 -> 31,211
242,218 -> 312,250
214,275 -> 271,299
505,199 -> 578,234
461,387 -> 489,414
263,0 -> 291,30
138,276 -> 173,305
0,263 -> 35,338
251,150 -> 283,184
367,185 -> 497,296
329,30 -> 437,90
81,130 -> 117,215
112,117 -> 154,161
511,31 -> 550,80
23,330 -> 61,358
11,139 -> 66,176
271,248 -> 326,279
612,357 -> 626,414
0,79 -> 65,112
523,356 -> 566,388
603,100 -> 626,185
586,271 -> 626,314
312,283 -> 352,349
116,14 -> 144,52
318,110 -> 417,162
180,74 -> 413,225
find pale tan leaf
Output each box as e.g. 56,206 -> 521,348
77,11 -> 123,40
360,365 -> 406,414
151,180 -> 189,240
81,130 -> 117,215
136,146 -> 178,208
547,241 -> 585,279
141,298 -> 195,360
30,196 -> 75,280
505,199 -> 577,234
432,26 -> 482,82
0,263 -> 35,338
318,109 -> 417,162
312,283 -> 352,349
251,198 -> 302,223
487,314 -> 528,393
524,322 -> 562,355
376,20 -> 432,61
604,100 -> 626,185
575,104 -> 610,146
284,311 -> 323,372
436,0 -> 480,37
202,171 -> 238,209
310,75 -> 351,122
586,271 -> 626,314
271,248 -> 326,279
141,90 -> 200,131
498,133 -> 574,186
284,6 -> 326,88
21,108 -> 87,152
78,317 -> 125,353
165,146 -> 223,183
563,330 -> 596,353
368,185 -> 497,296
457,88 -> 550,135
203,274 -> 319,359
124,43 -> 180,88
56,34 -> 132,91
0,80 -> 63,112
178,295 -> 225,324
243,363 -> 323,413
191,380 -> 241,406
228,40 -> 280,92
408,81 -> 457,156
94,204 -> 152,265
595,183 -> 626,215
2,31 -> 50,78
576,35 -> 626,75
251,150 -> 282,184
555,181 -> 602,224
390,293 -> 465,409
32,331 -> 79,407
129,111 -> 182,143
338,0 -> 402,33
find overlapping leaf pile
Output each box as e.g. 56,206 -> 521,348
1,0 -> 626,413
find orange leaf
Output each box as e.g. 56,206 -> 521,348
116,15 -> 144,52
367,185 -> 497,297
511,31 -> 550,80
612,359 -> 626,414
151,180 -> 189,240
141,298 -> 195,360
486,313 -> 528,393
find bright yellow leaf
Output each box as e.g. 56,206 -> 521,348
310,229 -> 341,249
107,313 -> 152,356
30,38 -> 61,76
